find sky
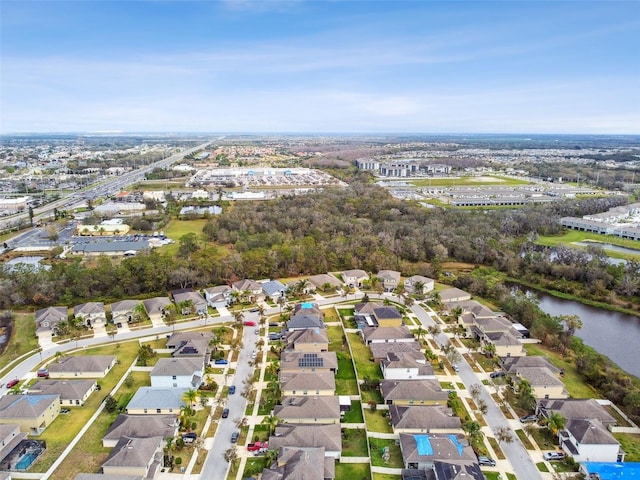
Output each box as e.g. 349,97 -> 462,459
1,0 -> 639,134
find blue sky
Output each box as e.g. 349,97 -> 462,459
1,0 -> 638,134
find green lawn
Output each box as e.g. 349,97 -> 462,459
242,457 -> 269,478
361,389 -> 383,404
409,176 -> 530,187
369,437 -> 404,468
373,475 -> 401,480
537,230 -> 640,259
347,332 -> 382,380
0,311 -> 39,374
487,437 -> 505,459
160,218 -> 209,254
342,400 -> 364,423
364,409 -> 392,433
515,429 -> 535,450
614,433 -> 640,462
529,426 -> 557,450
336,352 -> 359,395
342,428 -> 369,457
334,462 -> 370,480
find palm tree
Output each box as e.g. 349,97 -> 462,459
182,389 -> 198,410
262,414 -> 281,435
232,310 -> 244,327
415,325 -> 426,344
483,342 -> 496,358
267,379 -> 282,403
546,412 -> 566,436
277,296 -> 286,314
296,278 -> 310,294
413,281 -> 425,296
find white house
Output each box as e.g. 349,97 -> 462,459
150,357 -> 204,389
381,352 -> 436,380
404,275 -> 435,295
204,285 -> 232,309
559,418 -> 623,463
341,269 -> 368,288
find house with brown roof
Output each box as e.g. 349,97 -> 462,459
101,436 -> 163,478
536,398 -> 616,427
380,379 -> 449,406
280,371 -> 336,396
171,288 -> 207,315
512,367 -> 568,399
103,414 -> 178,448
262,446 -> 334,480
231,279 -> 264,302
48,355 -> 117,379
29,379 -> 97,406
389,405 -> 461,434
399,433 -> 477,470
285,328 -> 329,352
341,269 -> 368,288
307,274 -> 341,292
381,352 -> 435,380
279,351 -> 338,374
0,394 -> 60,435
268,424 -> 342,458
361,325 -> 414,345
355,302 -> 403,327
559,419 -> 623,462
404,275 -> 435,295
274,396 -> 341,424
377,270 -> 401,292
74,302 -> 106,328
35,306 -> 68,341
370,341 -> 421,363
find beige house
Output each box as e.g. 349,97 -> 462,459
376,270 -> 401,292
142,297 -> 172,324
29,379 -> 97,406
361,325 -> 414,345
341,269 -> 368,288
485,331 -> 525,358
110,299 -> 142,325
285,328 -> 329,352
389,405 -> 462,434
274,396 -> 341,424
280,351 -> 338,374
404,275 -> 435,295
34,306 -> 68,342
103,414 -> 178,448
73,302 -> 107,328
0,394 -> 60,435
380,379 -> 449,406
513,367 -> 568,399
101,436 -> 163,478
268,424 -> 342,459
48,355 -> 117,379
280,371 -> 336,396
126,388 -> 186,415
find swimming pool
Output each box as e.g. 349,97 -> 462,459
583,462 -> 640,480
15,451 -> 38,470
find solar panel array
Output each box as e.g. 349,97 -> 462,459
298,353 -> 324,367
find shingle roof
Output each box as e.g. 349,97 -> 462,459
262,447 -> 332,480
380,380 -> 449,403
565,418 -> 619,445
151,357 -> 203,377
35,306 -> 67,332
370,341 -> 421,361
285,328 -> 329,348
503,356 -> 560,374
433,460 -> 485,480
103,414 -> 178,444
438,288 -> 471,303
399,433 -> 476,464
514,367 -> 565,387
537,399 -> 616,425
374,306 -> 403,320
287,315 -> 324,331
307,274 -> 341,288
110,299 -> 141,314
102,436 -> 163,469
269,424 -> 342,453
0,394 -> 59,419
389,405 -> 461,431
274,396 -> 340,421
74,474 -> 143,480
48,355 -> 115,374
73,302 -> 106,317
377,270 -> 401,282
172,290 -> 206,306
355,302 -> 385,315
29,379 -> 95,401
280,351 -> 338,371
204,285 -> 231,295
142,296 -> 171,314
232,279 -> 261,291
262,280 -> 287,296
127,388 -> 187,411
342,269 -> 368,279
280,371 -> 336,392
362,325 -> 414,342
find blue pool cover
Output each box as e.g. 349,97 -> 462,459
583,462 -> 640,480
448,434 -> 465,456
301,302 -> 314,309
414,435 -> 433,456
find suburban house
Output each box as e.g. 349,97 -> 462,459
142,297 -> 172,324
361,325 -> 414,345
110,299 -> 141,325
268,424 -> 342,459
370,341 -> 422,363
261,280 -> 287,300
101,436 -> 163,478
171,289 -> 207,315
404,275 -> 435,295
389,405 -> 461,434
274,396 -> 341,424
280,352 -> 338,374
48,355 -> 117,379
355,303 -> 403,327
433,460 -> 485,480
381,352 -> 435,380
512,367 -> 569,399
484,331 -> 525,358
438,288 -> 472,304
307,274 -> 341,291
0,394 -> 60,435
377,270 -> 401,292
29,379 -> 97,406
380,379 -> 449,406
203,285 -> 232,309
399,433 -> 477,470
502,356 -> 561,376
285,328 -> 329,352
559,419 -> 623,462
262,446 -> 334,480
35,306 -> 68,341
73,302 -> 107,328
150,357 -> 204,389
341,269 -> 368,288
231,279 -> 264,303
537,399 -> 616,427
287,312 -> 325,332
280,371 -> 336,396
103,414 -> 178,448
166,331 -> 213,362
126,387 -> 187,415
0,424 -> 28,470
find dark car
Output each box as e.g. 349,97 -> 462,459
182,432 -> 197,443
229,385 -> 236,394
231,431 -> 239,443
221,408 -> 229,418
6,379 -> 19,389
490,371 -> 505,378
214,358 -> 229,365
520,415 -> 538,423
477,456 -> 496,467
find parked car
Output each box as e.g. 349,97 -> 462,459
490,371 -> 505,378
251,351 -> 257,359
254,329 -> 260,335
247,441 -> 268,452
269,322 -> 279,327
182,432 -> 197,443
243,320 -> 256,326
452,365 -> 460,372
543,452 -> 565,461
6,379 -> 19,389
229,385 -> 236,394
520,415 -> 538,423
477,456 -> 496,467
231,431 -> 239,443
249,308 -> 259,313
221,408 -> 229,418
214,358 -> 228,365
36,369 -> 49,378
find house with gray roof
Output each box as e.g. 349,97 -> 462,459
370,341 -> 421,363
48,355 -> 117,379
286,315 -> 325,332
261,280 -> 287,300
150,357 -> 204,389
512,367 -> 568,399
389,405 -> 461,434
307,274 -> 341,291
280,371 -> 336,396
361,325 -> 414,345
274,396 -> 341,424
0,424 -> 28,469
381,352 -> 435,380
204,285 -> 232,309
404,275 -> 435,295
380,379 -> 449,406
101,436 -> 163,478
29,379 -> 97,406
433,460 -> 485,480
35,306 -> 68,340
438,288 -> 471,304
399,433 -> 476,470
166,331 -> 213,362
110,300 -> 141,325
536,398 -> 616,427
262,446 -> 334,480
231,279 -> 263,302
285,328 -> 329,352
0,394 -> 60,435
74,474 -> 143,480
559,419 -> 623,462
142,297 -> 171,324
377,270 -> 401,292
268,424 -> 342,458
71,239 -> 150,256
103,414 -> 178,448
341,269 -> 368,288
126,388 -> 187,415
280,351 -> 338,374
74,302 -> 106,328
502,356 -> 560,375
171,289 -> 207,315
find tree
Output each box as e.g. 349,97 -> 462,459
427,325 -> 440,340
463,420 -> 482,443
546,412 -> 566,436
469,383 -> 482,401
494,425 -> 514,444
559,314 -> 583,356
262,414 -> 281,435
178,232 -> 200,257
483,342 -> 496,358
223,446 -> 237,463
104,395 -> 118,413
232,310 -> 244,327
183,389 -> 198,410
124,373 -> 134,388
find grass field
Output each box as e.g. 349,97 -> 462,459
369,437 -> 404,468
342,400 -> 364,423
409,176 -> 530,187
347,332 -> 382,380
614,433 -> 640,462
342,428 -> 369,457
373,475 -> 401,480
364,409 -> 392,433
334,462 -> 370,480
536,230 -> 640,259
160,218 -> 209,255
0,311 -> 39,374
